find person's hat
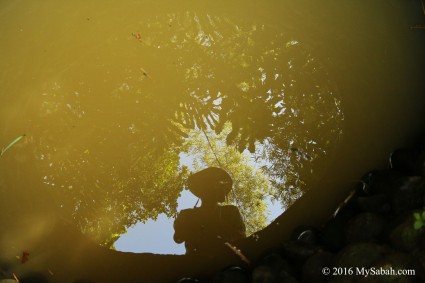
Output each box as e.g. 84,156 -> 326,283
187,167 -> 233,200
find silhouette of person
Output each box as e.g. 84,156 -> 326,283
173,167 -> 246,255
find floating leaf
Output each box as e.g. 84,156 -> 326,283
1,134 -> 26,157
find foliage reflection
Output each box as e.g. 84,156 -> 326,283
0,12 -> 343,247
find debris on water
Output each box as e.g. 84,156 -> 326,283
131,32 -> 142,41
1,134 -> 26,157
20,251 -> 29,264
140,68 -> 151,79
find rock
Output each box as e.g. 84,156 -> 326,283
258,253 -> 291,275
20,272 -> 49,283
0,257 -> 14,280
333,243 -> 389,269
355,194 -> 391,215
358,174 -> 425,216
291,226 -> 320,246
252,265 -> 298,283
389,212 -> 424,252
301,251 -> 334,283
321,204 -> 357,251
176,278 -> 199,283
390,147 -> 425,176
330,243 -> 389,283
361,170 -> 406,195
282,241 -> 322,267
252,265 -> 276,283
390,177 -> 425,215
356,252 -> 415,283
344,213 -> 387,244
213,266 -> 249,283
411,249 -> 425,281
275,270 -> 299,283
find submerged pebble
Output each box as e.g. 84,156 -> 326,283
355,194 -> 391,214
301,251 -> 333,283
344,213 -> 387,244
213,266 -> 249,283
389,211 -> 425,252
390,147 -> 425,176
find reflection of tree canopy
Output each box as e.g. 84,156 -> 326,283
3,77 -> 190,246
50,146 -> 187,246
1,11 -> 343,246
138,12 -> 342,150
183,124 -> 272,235
139,12 -> 343,206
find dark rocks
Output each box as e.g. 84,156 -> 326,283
19,272 -> 49,283
282,240 -> 323,271
355,194 -> 392,214
390,177 -> 425,215
361,170 -> 406,195
356,172 -> 425,216
251,253 -> 297,283
390,147 -> 425,176
332,243 -> 389,269
213,266 -> 249,283
258,253 -> 291,275
301,251 -> 334,283
291,226 -> 320,246
178,141 -> 425,282
176,278 -> 199,283
252,265 -> 298,283
389,212 -> 425,252
321,204 -> 357,251
344,213 -> 387,244
366,253 -> 416,283
251,265 -> 276,283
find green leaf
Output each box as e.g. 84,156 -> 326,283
414,220 -> 423,230
1,134 -> 26,157
421,211 -> 425,220
414,212 -> 422,221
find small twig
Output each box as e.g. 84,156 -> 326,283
140,67 -> 151,79
224,242 -> 251,265
13,273 -> 20,283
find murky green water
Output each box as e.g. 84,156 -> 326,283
1,0 -> 424,255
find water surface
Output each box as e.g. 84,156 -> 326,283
1,0 -> 424,254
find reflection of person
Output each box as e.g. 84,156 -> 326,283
173,167 -> 246,255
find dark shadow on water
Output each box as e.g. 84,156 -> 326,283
173,167 -> 246,255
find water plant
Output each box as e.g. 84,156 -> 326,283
413,210 -> 425,230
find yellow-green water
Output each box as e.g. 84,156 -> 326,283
1,0 -> 424,253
